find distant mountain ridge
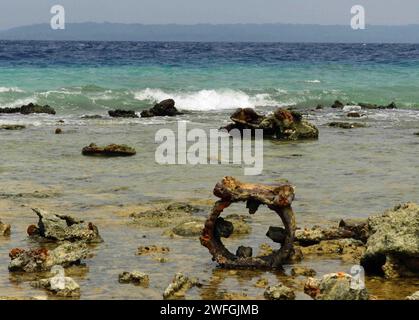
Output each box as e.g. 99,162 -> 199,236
1,22 -> 419,43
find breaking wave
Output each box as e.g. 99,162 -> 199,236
133,88 -> 279,111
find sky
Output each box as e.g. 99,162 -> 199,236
1,0 -> 419,29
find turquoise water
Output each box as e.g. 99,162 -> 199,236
1,42 -> 419,112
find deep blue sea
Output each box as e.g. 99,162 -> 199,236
1,41 -> 419,112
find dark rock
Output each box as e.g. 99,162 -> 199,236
215,217 -> 234,238
221,107 -> 319,140
266,226 -> 286,244
108,109 -> 138,118
413,132 -> 419,136
328,122 -> 366,129
236,246 -> 253,258
82,143 -> 136,157
140,99 -> 182,118
347,112 -> 361,118
316,104 -> 323,110
0,103 -> 56,115
358,102 -> 397,110
0,125 -> 26,130
28,208 -> 102,243
331,100 -> 344,109
81,115 -> 103,119
55,128 -> 62,134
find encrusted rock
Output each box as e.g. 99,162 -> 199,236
347,111 -> 362,118
163,273 -> 201,300
118,271 -> 149,286
360,203 -> 419,278
236,246 -> 253,258
27,208 -> 102,243
137,245 -> 170,256
298,239 -> 365,263
304,273 -> 369,300
0,219 -> 11,236
31,273 -> 80,297
9,241 -> 89,272
291,266 -> 316,277
108,109 -> 139,118
221,108 -> 319,140
264,284 -> 295,300
140,99 -> 182,118
0,103 -> 56,115
254,278 -> 269,288
82,143 -> 136,157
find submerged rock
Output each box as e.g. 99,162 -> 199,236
328,122 -> 366,129
9,241 -> 89,272
81,114 -> 103,120
0,103 -> 56,115
130,202 -> 203,228
304,273 -> 369,300
108,109 -> 139,118
163,273 -> 201,300
170,220 -> 204,237
31,274 -> 80,297
291,266 -> 316,277
0,124 -> 26,130
347,111 -> 362,118
137,245 -> 170,256
0,219 -> 11,236
360,203 -> 419,278
264,283 -> 295,300
140,99 -> 182,118
27,208 -> 102,243
118,271 -> 149,286
221,107 -> 319,140
298,239 -> 365,263
82,143 -> 136,157
358,102 -> 397,109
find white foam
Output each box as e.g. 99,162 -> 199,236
304,80 -> 321,83
0,87 -> 24,93
343,105 -> 362,112
133,88 -> 278,111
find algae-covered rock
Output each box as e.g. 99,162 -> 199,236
28,208 -> 102,243
304,273 -> 369,300
264,283 -> 295,300
163,273 -> 201,300
8,241 -> 89,272
360,203 -> 419,278
118,271 -> 149,286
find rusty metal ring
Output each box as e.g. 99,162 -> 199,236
200,176 -> 297,269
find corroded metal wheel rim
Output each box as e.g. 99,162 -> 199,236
200,177 -> 296,269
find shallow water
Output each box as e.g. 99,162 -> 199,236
1,105 -> 419,299
1,41 -> 419,299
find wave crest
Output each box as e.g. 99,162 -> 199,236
133,88 -> 278,111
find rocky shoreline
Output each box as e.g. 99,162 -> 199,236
1,98 -> 418,300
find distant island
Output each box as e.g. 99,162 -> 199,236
1,22 -> 419,43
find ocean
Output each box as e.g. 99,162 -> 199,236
0,41 -> 418,300
1,41 -> 419,112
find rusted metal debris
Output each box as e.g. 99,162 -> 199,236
200,176 -> 297,269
